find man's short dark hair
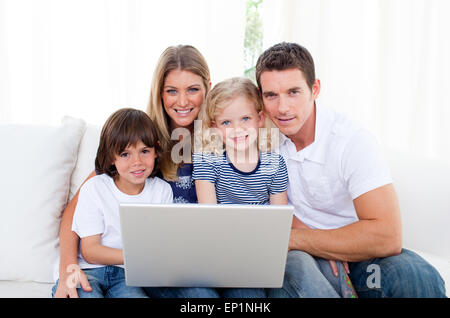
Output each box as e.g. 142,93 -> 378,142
255,42 -> 316,91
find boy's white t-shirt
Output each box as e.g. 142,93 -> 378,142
71,173 -> 173,270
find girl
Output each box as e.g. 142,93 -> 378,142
193,77 -> 288,206
192,77 -> 288,298
193,77 -> 357,298
65,108 -> 173,298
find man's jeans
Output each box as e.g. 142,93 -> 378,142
268,249 -> 446,298
348,248 -> 446,298
52,266 -> 148,298
267,250 -> 353,298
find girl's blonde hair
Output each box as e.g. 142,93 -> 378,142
146,45 -> 210,181
197,77 -> 275,155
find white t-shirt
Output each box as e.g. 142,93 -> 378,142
71,174 -> 173,270
279,103 -> 392,230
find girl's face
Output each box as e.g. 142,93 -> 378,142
212,96 -> 265,152
162,69 -> 206,130
113,140 -> 157,195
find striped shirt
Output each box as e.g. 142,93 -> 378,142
192,151 -> 288,205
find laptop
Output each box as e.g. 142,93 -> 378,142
119,203 -> 293,288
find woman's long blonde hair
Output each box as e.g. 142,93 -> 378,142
146,45 -> 210,181
197,77 -> 275,155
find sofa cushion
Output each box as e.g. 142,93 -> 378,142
0,281 -> 53,298
68,124 -> 101,201
0,117 -> 86,283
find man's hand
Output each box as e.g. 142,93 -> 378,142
290,215 -> 350,276
54,264 -> 92,298
328,260 -> 350,277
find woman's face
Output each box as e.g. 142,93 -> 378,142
162,69 -> 206,130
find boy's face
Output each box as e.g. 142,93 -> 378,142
260,68 -> 320,138
113,140 -> 157,194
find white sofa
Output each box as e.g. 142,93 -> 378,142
0,118 -> 448,297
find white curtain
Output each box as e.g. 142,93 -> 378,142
0,0 -> 246,126
261,0 -> 450,160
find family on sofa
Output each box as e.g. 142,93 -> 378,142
52,42 -> 446,298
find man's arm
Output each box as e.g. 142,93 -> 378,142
289,183 -> 402,262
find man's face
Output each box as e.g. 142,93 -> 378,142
260,68 -> 320,138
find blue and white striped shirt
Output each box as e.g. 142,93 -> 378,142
192,152 -> 288,205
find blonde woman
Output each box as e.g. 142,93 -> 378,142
146,45 -> 211,205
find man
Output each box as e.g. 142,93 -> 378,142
257,42 -> 446,297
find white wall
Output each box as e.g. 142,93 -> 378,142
261,0 -> 450,161
0,0 -> 246,126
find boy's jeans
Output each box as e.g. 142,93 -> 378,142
52,266 -> 148,298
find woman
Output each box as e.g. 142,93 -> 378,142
53,45 -> 264,298
146,45 -> 210,205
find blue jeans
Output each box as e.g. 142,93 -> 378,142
52,266 -> 148,298
348,248 -> 446,298
144,287 -> 266,298
267,250 -> 355,298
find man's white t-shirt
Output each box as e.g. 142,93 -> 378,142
71,174 -> 173,270
279,103 -> 392,230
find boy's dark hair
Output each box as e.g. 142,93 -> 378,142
255,42 -> 316,91
95,108 -> 161,178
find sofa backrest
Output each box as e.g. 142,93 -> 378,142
385,148 -> 450,260
69,124 -> 101,201
0,118 -> 86,283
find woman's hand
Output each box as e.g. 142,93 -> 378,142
56,171 -> 97,297
54,264 -> 92,298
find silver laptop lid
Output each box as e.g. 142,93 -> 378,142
119,203 -> 293,288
